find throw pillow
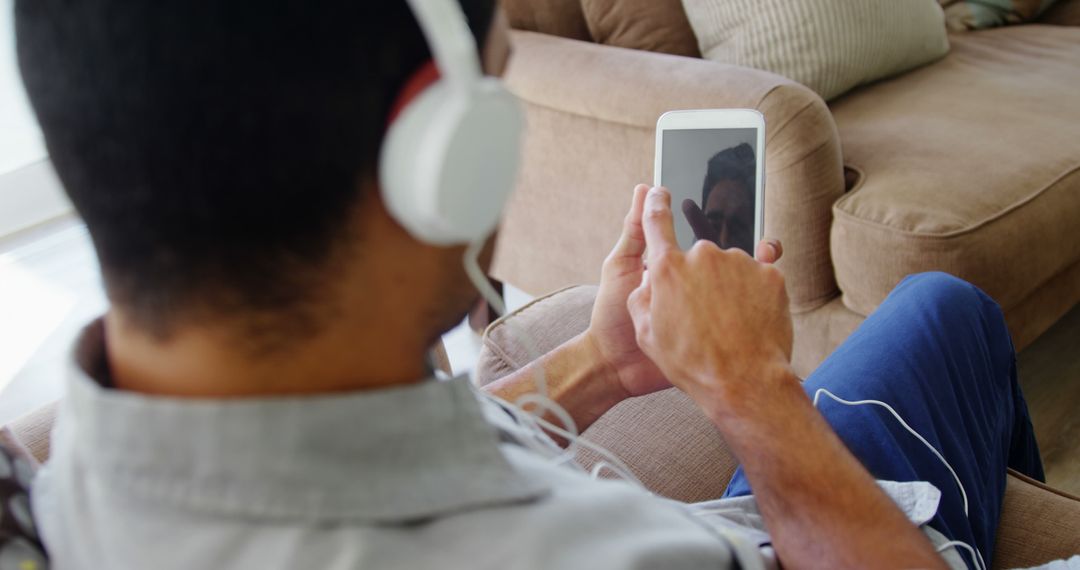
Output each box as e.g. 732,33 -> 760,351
681,0 -> 951,101
499,0 -> 592,41
939,0 -> 1061,30
581,0 -> 701,57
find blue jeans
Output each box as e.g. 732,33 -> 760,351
722,272 -> 1044,570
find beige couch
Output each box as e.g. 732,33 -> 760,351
492,0 -> 1080,377
475,285 -> 1080,570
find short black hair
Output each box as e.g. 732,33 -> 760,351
16,0 -> 496,337
701,143 -> 755,206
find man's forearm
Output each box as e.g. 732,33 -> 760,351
482,332 -> 629,438
708,367 -> 948,570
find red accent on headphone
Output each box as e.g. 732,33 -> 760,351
387,60 -> 442,127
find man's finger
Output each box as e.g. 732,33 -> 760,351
611,184 -> 650,256
643,187 -> 679,265
754,239 -> 784,264
682,199 -> 718,245
626,280 -> 652,330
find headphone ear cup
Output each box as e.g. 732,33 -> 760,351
380,79 -> 523,246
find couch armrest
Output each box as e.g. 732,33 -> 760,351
1,402 -> 58,466
494,31 -> 845,312
993,469 -> 1080,569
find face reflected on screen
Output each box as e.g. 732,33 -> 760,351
680,143 -> 756,253
704,178 -> 754,253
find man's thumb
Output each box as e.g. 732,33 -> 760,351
626,277 -> 651,321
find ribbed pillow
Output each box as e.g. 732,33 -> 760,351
681,0 -> 951,101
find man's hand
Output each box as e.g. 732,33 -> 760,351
625,187 -> 947,569
586,185 -> 783,401
486,185 -> 783,438
626,187 -> 791,417
584,185 -> 667,399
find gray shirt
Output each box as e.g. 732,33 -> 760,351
31,321 -> 960,569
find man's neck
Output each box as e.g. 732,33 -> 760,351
104,309 -> 433,398
101,199 -> 478,398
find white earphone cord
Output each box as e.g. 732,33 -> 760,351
463,240 -> 644,486
813,388 -> 986,570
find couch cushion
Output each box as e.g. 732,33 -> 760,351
499,0 -> 592,42
477,285 -> 739,503
580,0 -> 699,57
830,26 -> 1080,331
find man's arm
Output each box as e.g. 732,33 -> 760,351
482,332 -> 627,436
627,187 -> 947,569
482,184 -> 658,435
713,366 -> 948,569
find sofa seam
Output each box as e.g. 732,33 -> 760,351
756,85 -> 819,144
842,164 -> 867,194
481,285 -> 584,371
482,336 -> 521,374
1001,256 -> 1080,317
790,290 -> 844,316
832,162 -> 1080,238
1006,468 -> 1080,503
770,136 -> 835,175
514,70 -> 793,132
837,249 -> 1080,326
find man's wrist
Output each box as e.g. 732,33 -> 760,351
696,363 -> 804,429
573,331 -> 632,407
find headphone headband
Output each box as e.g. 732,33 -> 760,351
405,0 -> 483,86
383,0 -> 522,246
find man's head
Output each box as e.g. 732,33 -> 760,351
701,144 -> 755,253
16,0 -> 504,349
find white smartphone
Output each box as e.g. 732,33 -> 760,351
654,109 -> 765,254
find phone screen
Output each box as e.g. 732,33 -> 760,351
660,128 -> 759,254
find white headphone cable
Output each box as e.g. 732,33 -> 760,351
462,239 -> 577,464
811,388 -> 969,517
936,540 -> 987,570
812,388 -> 985,570
463,239 -> 644,486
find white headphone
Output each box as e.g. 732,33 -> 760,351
380,0 -> 523,246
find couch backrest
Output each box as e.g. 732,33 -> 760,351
1039,0 -> 1080,25
500,0 -> 701,57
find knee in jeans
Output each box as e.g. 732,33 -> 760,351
899,272 -> 979,305
896,272 -> 1008,341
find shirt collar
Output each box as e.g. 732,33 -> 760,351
63,319 -> 548,523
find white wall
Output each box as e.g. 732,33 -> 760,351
0,0 -> 71,237
0,159 -> 70,237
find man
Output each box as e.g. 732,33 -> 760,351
682,143 -> 757,253
16,1 -> 1042,568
